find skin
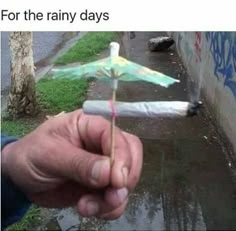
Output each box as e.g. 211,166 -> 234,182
2,109 -> 143,219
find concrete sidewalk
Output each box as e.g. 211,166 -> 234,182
33,32 -> 236,231
84,32 -> 236,230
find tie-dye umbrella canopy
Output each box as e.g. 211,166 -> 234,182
53,54 -> 179,87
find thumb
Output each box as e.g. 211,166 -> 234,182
54,145 -> 111,188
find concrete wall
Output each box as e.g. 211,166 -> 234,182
169,32 -> 236,153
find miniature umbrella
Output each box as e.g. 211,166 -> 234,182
52,43 -> 179,88
52,42 -> 179,164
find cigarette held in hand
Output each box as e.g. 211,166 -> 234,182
83,100 -> 202,118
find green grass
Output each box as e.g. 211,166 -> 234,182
2,78 -> 89,136
55,32 -> 117,65
1,119 -> 38,137
36,77 -> 89,114
6,205 -> 41,231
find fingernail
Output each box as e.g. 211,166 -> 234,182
122,167 -> 128,186
117,187 -> 128,203
91,159 -> 109,182
86,201 -> 99,216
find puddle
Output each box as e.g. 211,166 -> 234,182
41,138 -> 236,231
77,139 -> 236,230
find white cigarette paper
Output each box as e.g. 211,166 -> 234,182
83,100 -> 191,118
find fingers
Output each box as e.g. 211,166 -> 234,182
122,132 -> 143,190
29,181 -> 88,208
29,110 -> 142,192
38,141 -> 111,188
78,113 -> 132,188
74,119 -> 143,220
77,192 -> 128,219
62,147 -> 111,188
102,128 -> 132,188
104,187 -> 129,208
100,200 -> 128,220
31,109 -> 142,215
43,110 -> 142,190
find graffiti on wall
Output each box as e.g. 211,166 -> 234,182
206,32 -> 236,98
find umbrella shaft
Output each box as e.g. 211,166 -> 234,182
110,90 -> 116,165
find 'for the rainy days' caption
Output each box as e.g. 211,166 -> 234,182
0,9 -> 110,23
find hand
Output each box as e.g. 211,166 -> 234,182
2,109 -> 143,219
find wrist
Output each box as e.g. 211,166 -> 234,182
2,141 -> 17,178
1,140 -> 28,194
1,137 -> 32,228
1,135 -> 18,178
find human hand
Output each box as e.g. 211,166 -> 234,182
2,109 -> 143,219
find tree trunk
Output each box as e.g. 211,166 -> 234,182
7,32 -> 38,119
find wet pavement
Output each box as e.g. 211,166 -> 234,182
38,32 -> 236,230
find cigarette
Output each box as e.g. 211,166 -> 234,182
83,101 -> 202,118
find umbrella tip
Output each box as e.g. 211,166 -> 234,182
110,42 -> 120,57
110,41 -> 120,46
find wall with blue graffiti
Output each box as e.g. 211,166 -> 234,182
206,32 -> 236,98
170,32 -> 236,153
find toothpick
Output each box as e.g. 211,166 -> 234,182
110,69 -> 117,165
109,42 -> 120,165
110,87 -> 116,165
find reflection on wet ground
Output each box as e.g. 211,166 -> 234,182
76,138 -> 236,230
